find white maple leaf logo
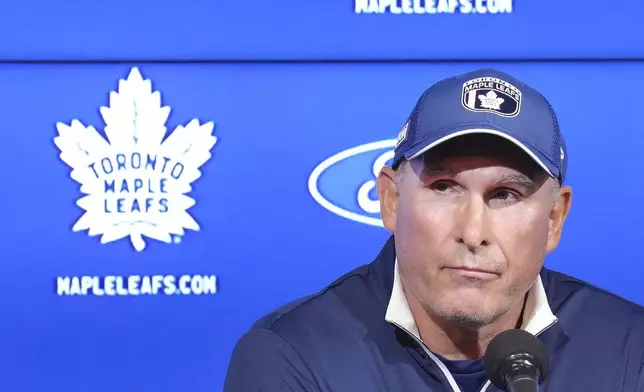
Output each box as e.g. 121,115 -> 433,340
478,90 -> 504,111
53,67 -> 217,252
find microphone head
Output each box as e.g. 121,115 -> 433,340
484,329 -> 550,389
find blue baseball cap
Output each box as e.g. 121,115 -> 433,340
392,68 -> 567,183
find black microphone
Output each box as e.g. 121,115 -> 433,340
483,329 -> 550,392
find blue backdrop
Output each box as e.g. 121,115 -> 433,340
1,1 -> 643,391
0,0 -> 642,60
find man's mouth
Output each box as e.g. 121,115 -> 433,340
443,265 -> 499,278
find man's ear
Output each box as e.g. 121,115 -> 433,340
546,185 -> 573,253
377,166 -> 399,233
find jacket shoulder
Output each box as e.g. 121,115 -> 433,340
250,262 -> 377,337
543,268 -> 644,313
542,268 -> 644,332
224,264 -> 375,391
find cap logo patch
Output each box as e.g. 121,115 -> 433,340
396,121 -> 408,148
461,77 -> 522,117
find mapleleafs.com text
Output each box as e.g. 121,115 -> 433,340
355,0 -> 513,14
57,274 -> 217,296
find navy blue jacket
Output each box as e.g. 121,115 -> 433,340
224,236 -> 644,391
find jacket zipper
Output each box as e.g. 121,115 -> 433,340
393,319 -> 558,392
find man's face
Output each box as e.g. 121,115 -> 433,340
378,135 -> 571,328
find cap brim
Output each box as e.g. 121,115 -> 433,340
405,128 -> 559,179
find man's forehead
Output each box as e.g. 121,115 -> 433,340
416,134 -> 545,179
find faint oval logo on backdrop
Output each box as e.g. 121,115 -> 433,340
308,140 -> 396,227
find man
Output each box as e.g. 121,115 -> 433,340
224,68 -> 644,391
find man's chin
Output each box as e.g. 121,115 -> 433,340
444,285 -> 493,303
438,307 -> 499,329
431,295 -> 501,328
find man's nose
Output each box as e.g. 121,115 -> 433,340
456,196 -> 490,251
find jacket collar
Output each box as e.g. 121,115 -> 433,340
371,235 -> 567,348
385,258 -> 558,340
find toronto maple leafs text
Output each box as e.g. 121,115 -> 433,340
56,274 -> 217,296
355,0 -> 512,14
90,152 -> 185,215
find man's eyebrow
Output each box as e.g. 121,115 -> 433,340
421,165 -> 537,187
492,173 -> 535,187
421,165 -> 455,177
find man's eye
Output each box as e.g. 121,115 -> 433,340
430,181 -> 456,193
490,189 -> 520,202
